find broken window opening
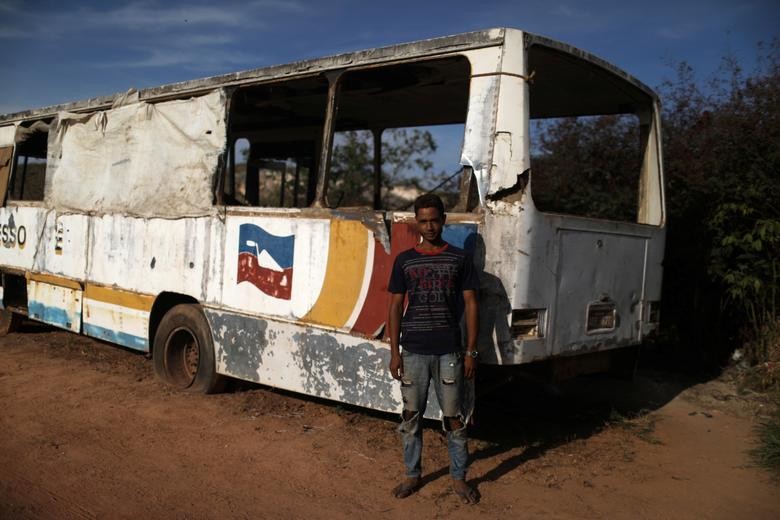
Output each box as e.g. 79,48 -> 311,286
0,146 -> 13,205
530,114 -> 642,221
326,56 -> 471,212
225,76 -> 328,208
9,120 -> 49,202
527,44 -> 655,223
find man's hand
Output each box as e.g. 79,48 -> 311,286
389,353 -> 404,380
464,355 -> 477,380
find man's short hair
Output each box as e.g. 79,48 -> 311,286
413,193 -> 445,217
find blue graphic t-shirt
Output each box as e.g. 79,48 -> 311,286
388,243 -> 479,355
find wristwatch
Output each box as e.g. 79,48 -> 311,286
465,350 -> 479,359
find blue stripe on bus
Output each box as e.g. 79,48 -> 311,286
443,224 -> 478,251
28,301 -> 79,330
83,323 -> 149,352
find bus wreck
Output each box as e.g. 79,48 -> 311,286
0,28 -> 665,414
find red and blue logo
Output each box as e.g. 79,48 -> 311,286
237,224 -> 295,300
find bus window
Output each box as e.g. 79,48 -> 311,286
9,120 -> 49,202
528,45 -> 654,223
226,76 -> 327,208
327,56 -> 470,211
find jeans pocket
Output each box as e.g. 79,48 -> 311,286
439,352 -> 461,385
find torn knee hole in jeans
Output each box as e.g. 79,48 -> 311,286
399,410 -> 420,432
443,415 -> 467,432
441,377 -> 456,385
401,378 -> 414,387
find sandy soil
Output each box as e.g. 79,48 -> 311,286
1,324 -> 778,519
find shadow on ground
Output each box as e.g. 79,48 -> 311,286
8,321 -> 713,492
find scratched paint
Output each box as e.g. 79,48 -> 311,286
82,284 -> 152,352
27,280 -> 81,333
207,308 -> 404,413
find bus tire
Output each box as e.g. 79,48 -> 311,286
0,309 -> 21,337
152,304 -> 226,394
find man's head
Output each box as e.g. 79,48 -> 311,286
413,193 -> 445,218
413,194 -> 446,244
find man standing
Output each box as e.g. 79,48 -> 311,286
387,193 -> 479,504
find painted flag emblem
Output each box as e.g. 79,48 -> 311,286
237,224 -> 295,300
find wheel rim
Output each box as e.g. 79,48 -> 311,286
165,327 -> 200,388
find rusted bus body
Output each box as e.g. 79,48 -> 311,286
0,28 -> 665,413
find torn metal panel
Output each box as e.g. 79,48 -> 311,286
488,29 -> 531,198
460,75 -> 500,204
45,90 -> 226,218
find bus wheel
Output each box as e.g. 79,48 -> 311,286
0,309 -> 21,337
153,304 -> 226,394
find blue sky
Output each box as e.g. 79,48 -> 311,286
1,1 -> 777,173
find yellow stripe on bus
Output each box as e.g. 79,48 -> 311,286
302,220 -> 369,328
26,272 -> 83,291
84,284 -> 155,312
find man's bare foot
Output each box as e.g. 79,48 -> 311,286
451,478 -> 478,504
392,476 -> 420,498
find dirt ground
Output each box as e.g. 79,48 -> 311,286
1,324 -> 778,519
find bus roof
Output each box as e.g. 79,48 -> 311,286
0,28 -> 657,125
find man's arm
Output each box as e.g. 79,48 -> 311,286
463,289 -> 478,380
387,292 -> 405,380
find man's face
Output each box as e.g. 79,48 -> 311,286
415,206 -> 445,243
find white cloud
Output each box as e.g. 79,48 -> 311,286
552,4 -> 588,18
0,2 -> 307,70
248,0 -> 307,12
79,3 -> 249,31
0,1 -> 312,39
0,24 -> 26,39
102,46 -> 260,70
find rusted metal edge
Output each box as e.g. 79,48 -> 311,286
0,29 -> 506,125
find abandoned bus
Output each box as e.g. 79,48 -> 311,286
0,28 -> 664,412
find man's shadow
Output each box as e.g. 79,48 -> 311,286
418,233 -> 695,492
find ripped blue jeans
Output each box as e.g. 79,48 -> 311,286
398,351 -> 469,480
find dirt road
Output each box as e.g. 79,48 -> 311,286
1,324 -> 778,519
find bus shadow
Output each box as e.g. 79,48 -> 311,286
420,369 -> 701,490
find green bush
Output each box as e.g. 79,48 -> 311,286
750,410 -> 780,477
